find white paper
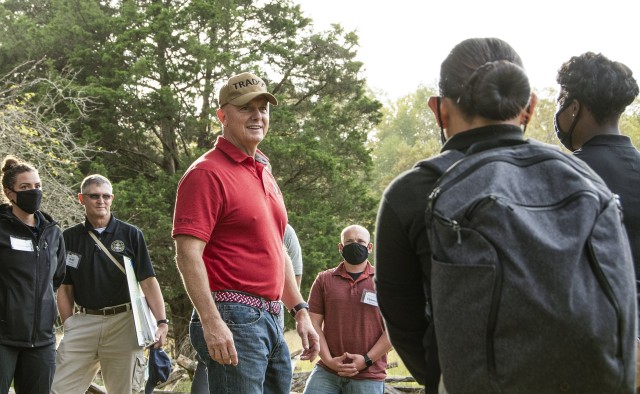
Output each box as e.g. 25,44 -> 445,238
10,236 -> 34,252
361,289 -> 379,307
65,252 -> 81,268
124,256 -> 158,347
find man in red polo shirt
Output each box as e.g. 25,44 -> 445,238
172,71 -> 319,394
303,224 -> 392,394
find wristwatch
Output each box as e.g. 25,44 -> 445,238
363,354 -> 373,368
289,302 -> 309,317
157,319 -> 169,326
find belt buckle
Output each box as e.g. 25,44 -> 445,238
265,300 -> 277,314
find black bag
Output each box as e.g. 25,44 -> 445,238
422,140 -> 636,393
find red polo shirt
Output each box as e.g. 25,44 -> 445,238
172,136 -> 287,300
308,261 -> 388,381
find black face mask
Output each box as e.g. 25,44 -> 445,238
11,188 -> 43,214
341,243 -> 369,265
554,104 -> 580,151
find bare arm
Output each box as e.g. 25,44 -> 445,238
57,284 -> 75,323
281,247 -> 319,361
139,276 -> 168,348
174,235 -> 238,366
309,312 -> 331,362
309,311 -> 349,373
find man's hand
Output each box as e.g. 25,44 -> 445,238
151,323 -> 169,348
204,317 -> 238,366
295,310 -> 320,361
340,352 -> 367,376
324,353 -> 359,377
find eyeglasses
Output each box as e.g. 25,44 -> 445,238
82,193 -> 113,201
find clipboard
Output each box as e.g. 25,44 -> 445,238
123,256 -> 158,347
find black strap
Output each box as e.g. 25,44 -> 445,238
416,149 -> 465,176
466,138 -> 529,155
88,231 -> 126,275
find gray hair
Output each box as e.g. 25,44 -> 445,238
80,174 -> 112,193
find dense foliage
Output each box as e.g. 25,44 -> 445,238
0,0 -> 381,344
3,0 -> 639,352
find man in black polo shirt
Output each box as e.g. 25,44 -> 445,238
52,174 -> 169,394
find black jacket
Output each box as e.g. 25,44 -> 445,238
0,204 -> 66,347
574,134 -> 640,333
375,125 -> 525,393
574,134 -> 640,269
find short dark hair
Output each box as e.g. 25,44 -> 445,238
1,155 -> 37,191
439,37 -> 531,121
556,52 -> 639,124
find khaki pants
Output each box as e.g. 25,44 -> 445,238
51,310 -> 144,394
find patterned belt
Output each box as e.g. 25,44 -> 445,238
79,303 -> 131,316
214,291 -> 282,316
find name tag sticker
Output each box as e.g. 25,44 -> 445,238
66,252 -> 82,268
10,236 -> 33,252
361,289 -> 378,307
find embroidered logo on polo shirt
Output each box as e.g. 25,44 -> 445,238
110,240 -> 125,253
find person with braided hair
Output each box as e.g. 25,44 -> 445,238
376,35 -> 539,392
375,38 -> 537,392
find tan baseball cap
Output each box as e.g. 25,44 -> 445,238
218,72 -> 278,107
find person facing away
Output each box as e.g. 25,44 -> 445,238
555,51 -> 640,295
555,53 -> 640,391
302,224 -> 392,394
0,156 -> 65,394
172,71 -> 319,394
189,223 -> 305,394
375,38 -> 537,393
52,174 -> 169,394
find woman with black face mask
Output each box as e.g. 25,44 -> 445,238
0,155 -> 66,394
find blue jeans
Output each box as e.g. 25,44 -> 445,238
303,365 -> 384,394
190,303 -> 292,394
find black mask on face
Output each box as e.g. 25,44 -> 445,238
341,243 -> 369,265
11,188 -> 43,214
554,103 -> 580,151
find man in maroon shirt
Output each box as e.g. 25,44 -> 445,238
303,224 -> 392,394
173,72 -> 318,394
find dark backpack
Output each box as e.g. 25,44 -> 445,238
422,140 -> 636,393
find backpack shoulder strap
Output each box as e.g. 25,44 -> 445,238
416,149 -> 465,176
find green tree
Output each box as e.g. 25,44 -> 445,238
0,0 -> 382,340
370,85 -> 441,196
619,98 -> 640,147
526,88 -> 562,146
0,60 -> 91,227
